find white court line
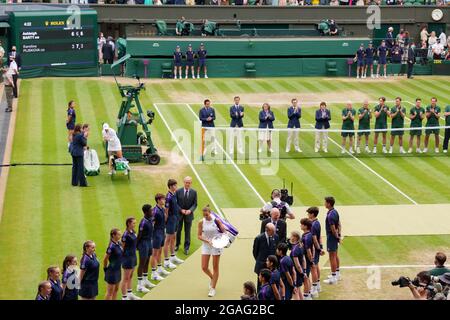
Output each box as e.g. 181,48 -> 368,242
184,103 -> 266,205
322,264 -> 433,270
153,103 -> 224,218
308,124 -> 418,205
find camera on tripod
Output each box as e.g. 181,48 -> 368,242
259,179 -> 294,221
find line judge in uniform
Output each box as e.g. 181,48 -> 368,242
175,176 -> 198,255
199,99 -> 217,156
229,96 -> 244,154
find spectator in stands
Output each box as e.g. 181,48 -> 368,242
386,0 -> 396,4
439,30 -> 447,49
391,41 -> 403,64
102,38 -> 115,65
432,39 -> 445,60
176,17 -> 186,36
420,26 -> 429,46
329,0 -> 339,4
428,31 -> 438,47
2,67 -> 14,113
0,40 -> 4,63
385,27 -> 394,51
329,20 -> 338,36
429,252 -> 450,276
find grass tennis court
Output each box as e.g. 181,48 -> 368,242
0,76 -> 449,299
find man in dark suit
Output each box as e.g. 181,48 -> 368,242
314,102 -> 331,153
253,223 -> 278,290
260,208 -> 287,245
8,46 -> 21,98
102,39 -> 114,65
407,42 -> 416,79
229,96 -> 244,154
175,176 -> 197,255
385,27 -> 394,51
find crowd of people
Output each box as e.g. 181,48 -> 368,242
199,96 -> 450,156
244,196 -> 341,300
34,176 -> 208,300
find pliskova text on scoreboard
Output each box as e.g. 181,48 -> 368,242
174,303 -> 275,318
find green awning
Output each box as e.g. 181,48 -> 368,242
0,22 -> 10,28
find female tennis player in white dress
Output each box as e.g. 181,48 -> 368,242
198,206 -> 226,297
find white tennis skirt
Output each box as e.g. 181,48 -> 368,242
258,129 -> 272,141
201,243 -> 223,256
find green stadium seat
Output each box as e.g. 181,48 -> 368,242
161,62 -> 172,78
244,62 -> 256,76
326,61 -> 337,76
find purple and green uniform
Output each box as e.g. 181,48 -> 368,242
425,105 -> 441,135
358,107 -> 371,136
311,219 -> 322,264
391,106 -> 406,136
79,253 -> 99,299
121,230 -> 137,269
341,108 -> 356,137
279,255 -> 294,300
165,191 -> 178,235
290,243 -> 305,287
356,48 -> 365,67
378,46 -> 388,65
49,279 -> 63,301
325,208 -> 340,253
197,49 -> 207,67
104,241 -> 123,284
365,47 -> 375,65
185,50 -> 195,67
35,294 -> 48,300
137,216 -> 153,259
409,106 -> 425,136
66,108 -> 76,130
258,283 -> 275,300
269,269 -> 282,298
62,269 -> 78,300
152,205 -> 166,249
174,51 -> 183,67
302,231 -> 314,274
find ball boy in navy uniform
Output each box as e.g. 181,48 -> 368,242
364,42 -> 376,78
376,40 -> 388,78
66,100 -> 76,147
103,228 -> 123,300
307,207 -> 323,297
47,266 -> 63,301
121,218 -> 141,300
323,197 -> 341,285
173,45 -> 183,79
164,180 -> 185,270
257,269 -> 275,300
266,255 -> 283,300
355,44 -> 365,79
185,44 -> 196,79
300,218 -> 315,300
289,231 -> 305,300
79,240 -> 99,300
137,204 -> 156,293
152,193 -> 170,281
277,243 -> 295,300
197,43 -> 208,79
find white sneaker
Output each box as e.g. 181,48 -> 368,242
341,149 -> 346,154
197,75 -> 200,79
158,267 -> 170,276
164,260 -> 177,269
122,296 -> 129,300
304,294 -> 313,300
444,149 -> 448,153
152,273 -> 165,281
400,147 -> 406,154
408,148 -> 412,153
178,76 -> 182,80
349,148 -> 354,154
365,146 -> 371,153
324,277 -> 337,285
315,148 -> 319,153
371,74 -> 374,79
108,171 -> 113,175
295,147 -> 302,153
238,149 -> 244,154
311,289 -> 319,299
435,148 -> 439,153
258,147 -> 262,153
192,75 -> 195,79
384,75 -> 387,79
389,147 -> 393,154
137,285 -> 150,293
285,148 -> 290,153
423,148 -> 428,153
356,76 -> 360,79
373,147 -> 377,154
269,148 -> 274,153
185,75 -> 188,79
208,288 -> 216,297
329,273 -> 342,281
205,75 -> 208,79
128,293 -> 142,300
356,147 -> 361,154
323,149 -> 328,153
143,279 -> 156,288
317,283 -> 322,292
382,147 -> 387,154
416,148 -> 422,153
376,74 -> 379,78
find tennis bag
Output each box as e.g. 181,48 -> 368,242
211,211 -> 239,248
84,149 -> 100,176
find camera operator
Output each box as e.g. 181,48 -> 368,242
260,189 -> 295,221
407,271 -> 433,300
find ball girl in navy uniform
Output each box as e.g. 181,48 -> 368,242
301,218 -> 315,299
61,255 -> 79,300
257,269 -> 275,300
104,228 -> 123,300
258,103 -> 275,153
79,240 -> 100,300
289,231 -> 305,300
185,45 -> 196,79
66,100 -> 76,146
173,45 -> 183,79
307,206 -> 324,297
265,255 -> 283,300
196,43 -> 208,79
164,179 -> 184,269
151,194 -> 170,281
121,217 -> 141,300
35,281 -> 52,300
276,242 -> 296,300
137,204 -> 156,293
47,266 -> 63,300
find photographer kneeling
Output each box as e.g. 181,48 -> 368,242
393,271 -> 433,300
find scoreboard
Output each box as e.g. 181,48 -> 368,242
9,10 -> 98,76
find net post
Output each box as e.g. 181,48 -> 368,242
201,127 -> 205,162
